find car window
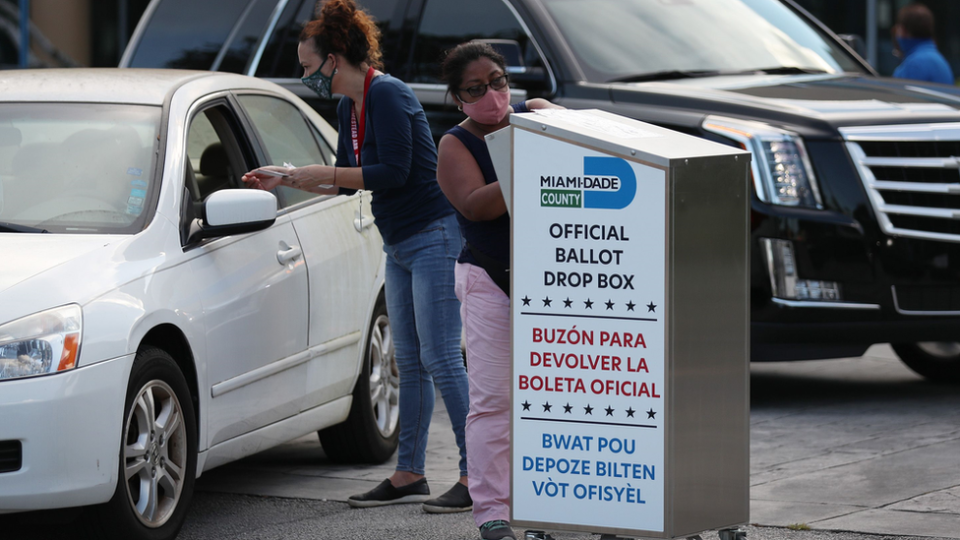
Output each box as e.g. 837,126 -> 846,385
217,0 -> 281,73
127,0 -> 251,69
237,94 -> 334,208
185,104 -> 250,202
355,0 -> 405,75
411,0 -> 541,84
255,0 -> 313,79
0,103 -> 160,234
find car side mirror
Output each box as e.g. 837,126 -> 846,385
185,189 -> 277,245
475,38 -> 550,92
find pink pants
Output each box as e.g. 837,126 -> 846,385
455,262 -> 511,527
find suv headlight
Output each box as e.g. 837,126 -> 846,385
703,116 -> 822,208
0,305 -> 82,381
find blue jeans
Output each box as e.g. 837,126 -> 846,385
383,212 -> 469,477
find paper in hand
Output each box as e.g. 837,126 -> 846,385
255,168 -> 290,178
255,162 -> 296,177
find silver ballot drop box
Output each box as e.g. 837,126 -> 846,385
486,109 -> 751,540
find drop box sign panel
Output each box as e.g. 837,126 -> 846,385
511,126 -> 667,532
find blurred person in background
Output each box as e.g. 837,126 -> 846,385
892,2 -> 954,85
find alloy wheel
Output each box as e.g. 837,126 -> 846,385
368,314 -> 399,438
122,379 -> 188,528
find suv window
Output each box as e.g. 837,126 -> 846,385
255,0 -> 314,79
127,0 -> 250,69
218,0 -> 280,73
411,0 -> 540,83
238,94 -> 335,207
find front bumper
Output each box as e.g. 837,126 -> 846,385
0,354 -> 133,512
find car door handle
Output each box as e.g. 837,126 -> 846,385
277,244 -> 302,265
354,215 -> 375,232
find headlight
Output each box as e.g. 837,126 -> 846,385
703,116 -> 822,208
0,305 -> 82,381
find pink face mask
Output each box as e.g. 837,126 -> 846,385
461,88 -> 511,125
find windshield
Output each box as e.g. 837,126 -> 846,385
541,0 -> 865,83
0,104 -> 161,234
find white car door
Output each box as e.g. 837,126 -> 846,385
183,100 -> 309,448
236,93 -> 381,410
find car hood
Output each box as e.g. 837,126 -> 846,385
610,74 -> 960,135
0,235 -> 121,295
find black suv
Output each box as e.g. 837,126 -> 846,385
123,0 -> 960,382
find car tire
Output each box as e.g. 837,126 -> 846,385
319,294 -> 400,463
86,347 -> 197,540
892,342 -> 960,384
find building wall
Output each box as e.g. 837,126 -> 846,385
32,0 -> 90,66
19,0 -> 147,67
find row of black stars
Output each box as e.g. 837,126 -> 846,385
520,296 -> 657,312
521,400 -> 657,419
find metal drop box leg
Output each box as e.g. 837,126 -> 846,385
718,528 -> 747,540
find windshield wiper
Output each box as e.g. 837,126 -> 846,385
608,67 -> 829,83
608,70 -> 725,83
0,221 -> 48,233
737,66 -> 830,75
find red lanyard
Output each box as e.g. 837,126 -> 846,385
351,67 -> 376,166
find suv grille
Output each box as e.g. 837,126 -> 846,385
842,123 -> 960,243
893,285 -> 960,314
0,440 -> 22,473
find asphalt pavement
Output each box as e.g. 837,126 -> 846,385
4,344 -> 959,540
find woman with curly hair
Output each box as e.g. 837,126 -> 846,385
243,0 -> 471,513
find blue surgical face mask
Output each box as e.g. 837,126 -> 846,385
302,57 -> 336,99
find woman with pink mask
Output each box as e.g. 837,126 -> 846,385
436,41 -> 561,540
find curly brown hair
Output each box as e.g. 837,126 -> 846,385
300,0 -> 383,69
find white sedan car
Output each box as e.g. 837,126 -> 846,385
0,69 -> 399,539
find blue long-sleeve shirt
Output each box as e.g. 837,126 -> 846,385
335,74 -> 452,245
893,38 -> 954,85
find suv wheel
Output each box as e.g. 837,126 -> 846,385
86,348 -> 197,540
319,294 -> 400,463
892,342 -> 960,383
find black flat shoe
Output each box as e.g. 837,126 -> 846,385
422,482 -> 472,513
347,478 -> 430,508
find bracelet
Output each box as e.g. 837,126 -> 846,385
333,167 -> 337,186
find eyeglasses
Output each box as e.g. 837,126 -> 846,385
459,74 -> 509,100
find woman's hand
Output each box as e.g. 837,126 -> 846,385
285,164 -> 335,190
241,166 -> 289,191
243,164 -> 338,193
527,98 -> 565,111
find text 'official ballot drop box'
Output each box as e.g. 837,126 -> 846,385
486,110 -> 751,539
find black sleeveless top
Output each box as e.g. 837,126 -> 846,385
446,125 -> 511,267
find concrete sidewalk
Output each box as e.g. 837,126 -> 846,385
197,345 -> 960,538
